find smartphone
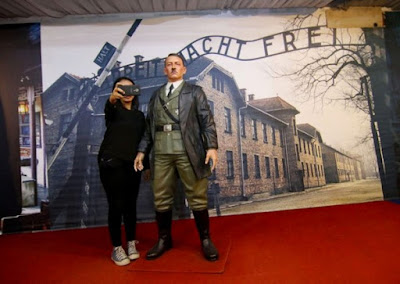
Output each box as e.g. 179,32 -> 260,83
119,85 -> 141,96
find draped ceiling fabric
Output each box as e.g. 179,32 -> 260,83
0,0 -> 399,21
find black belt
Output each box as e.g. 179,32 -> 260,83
156,124 -> 180,132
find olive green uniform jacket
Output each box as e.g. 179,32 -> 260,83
137,81 -> 218,180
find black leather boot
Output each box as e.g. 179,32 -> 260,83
146,210 -> 173,260
193,209 -> 219,261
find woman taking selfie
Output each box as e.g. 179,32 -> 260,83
98,76 -> 148,266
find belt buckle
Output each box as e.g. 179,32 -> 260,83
163,124 -> 172,132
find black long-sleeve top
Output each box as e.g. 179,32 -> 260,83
99,99 -> 147,163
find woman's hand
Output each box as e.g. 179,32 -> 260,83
109,84 -> 125,104
134,152 -> 145,172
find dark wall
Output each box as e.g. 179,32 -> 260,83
0,23 -> 42,218
384,12 -> 400,198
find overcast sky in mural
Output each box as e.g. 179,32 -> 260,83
41,11 -> 373,157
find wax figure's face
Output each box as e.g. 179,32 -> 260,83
116,79 -> 135,103
164,55 -> 187,82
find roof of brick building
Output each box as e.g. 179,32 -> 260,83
248,96 -> 299,114
297,123 -> 317,136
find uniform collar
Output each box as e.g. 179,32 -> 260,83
166,80 -> 184,91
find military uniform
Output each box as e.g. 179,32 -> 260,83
138,79 -> 219,261
152,81 -> 208,212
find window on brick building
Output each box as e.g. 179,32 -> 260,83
262,123 -> 267,143
303,140 -> 307,154
306,163 -> 310,177
301,162 -> 305,177
282,158 -> 287,177
265,157 -> 271,178
272,127 -> 276,145
19,112 -> 41,148
293,118 -> 297,136
20,114 -> 30,147
226,151 -> 234,179
251,119 -> 257,140
224,107 -> 232,133
274,158 -> 279,178
279,128 -> 283,147
59,113 -> 72,139
62,89 -> 69,101
299,137 -> 302,152
67,88 -> 76,101
296,144 -> 300,161
254,155 -> 260,178
240,113 -> 245,137
212,73 -> 224,93
242,153 -> 248,179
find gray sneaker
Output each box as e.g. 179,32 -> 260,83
127,240 -> 140,260
111,246 -> 130,266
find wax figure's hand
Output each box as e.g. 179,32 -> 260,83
134,152 -> 145,172
109,84 -> 125,104
205,148 -> 218,171
143,169 -> 151,181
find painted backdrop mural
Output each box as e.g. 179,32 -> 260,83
8,9 -> 397,231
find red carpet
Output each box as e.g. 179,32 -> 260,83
1,201 -> 400,283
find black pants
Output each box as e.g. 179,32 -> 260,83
99,158 -> 142,247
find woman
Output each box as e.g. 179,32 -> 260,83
98,77 -> 148,266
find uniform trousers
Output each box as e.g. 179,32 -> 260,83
152,153 -> 208,212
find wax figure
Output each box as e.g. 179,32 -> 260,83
98,77 -> 149,266
134,53 -> 219,261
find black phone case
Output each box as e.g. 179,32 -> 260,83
119,85 -> 141,96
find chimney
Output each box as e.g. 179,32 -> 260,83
135,55 -> 144,63
248,94 -> 255,101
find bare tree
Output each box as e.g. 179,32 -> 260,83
274,12 -> 397,198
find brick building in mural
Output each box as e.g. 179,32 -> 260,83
248,97 -> 303,193
297,124 -> 326,189
238,101 -> 290,198
321,143 -> 365,183
42,55 -> 365,228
